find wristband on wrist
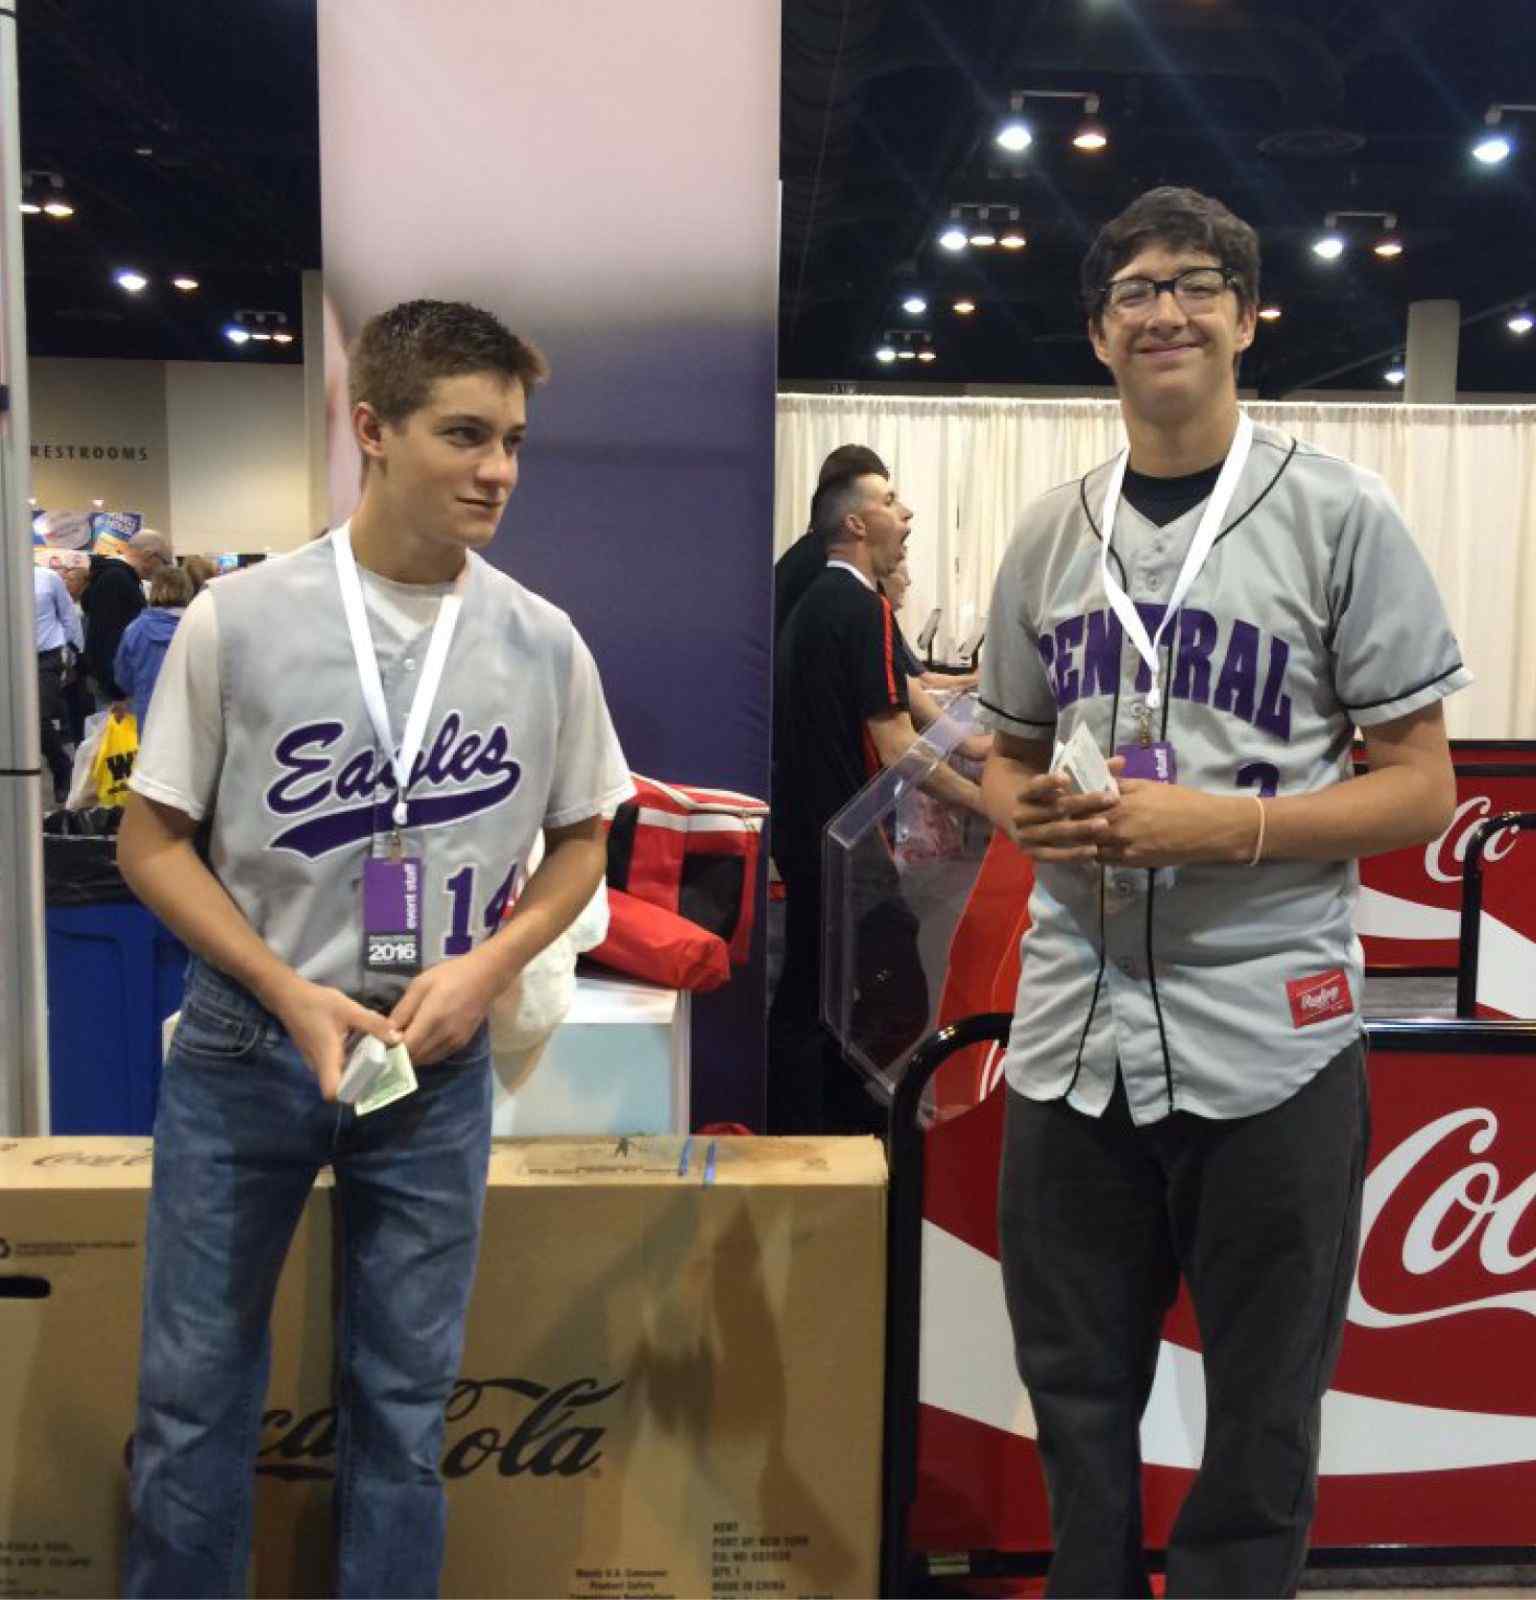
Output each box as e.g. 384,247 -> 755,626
1247,795 -> 1267,867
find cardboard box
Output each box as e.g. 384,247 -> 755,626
0,1139 -> 333,1599
439,1135 -> 888,1599
0,1135 -> 887,1600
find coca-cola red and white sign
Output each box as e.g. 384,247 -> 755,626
909,1035 -> 1536,1554
1356,745 -> 1536,972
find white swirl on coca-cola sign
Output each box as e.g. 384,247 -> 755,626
1350,1107 -> 1536,1328
1423,797 -> 1521,885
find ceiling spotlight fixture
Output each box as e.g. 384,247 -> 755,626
969,229 -> 997,248
224,326 -> 251,345
999,228 -> 1027,250
1473,104 -> 1535,164
226,308 -> 297,350
896,349 -> 918,361
172,275 -> 200,292
939,226 -> 968,252
875,345 -> 897,363
953,299 -> 977,315
114,269 -> 149,293
1384,363 -> 1406,386
1004,88 -> 1105,153
1258,305 -> 1283,322
1373,236 -> 1404,258
902,296 -> 928,315
272,331 -> 294,345
1073,120 -> 1109,152
1507,310 -> 1534,336
995,120 -> 1033,153
21,170 -> 74,219
1311,234 -> 1345,261
916,349 -> 937,363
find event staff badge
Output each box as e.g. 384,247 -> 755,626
1099,412 -> 1254,789
363,846 -> 424,977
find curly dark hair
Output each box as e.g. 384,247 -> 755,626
1081,187 -> 1260,327
348,299 -> 550,423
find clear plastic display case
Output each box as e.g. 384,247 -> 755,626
821,694 -> 995,1093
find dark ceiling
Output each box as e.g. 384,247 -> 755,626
15,0 -> 1536,395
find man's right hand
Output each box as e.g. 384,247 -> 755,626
270,976 -> 401,1101
1005,770 -> 1119,862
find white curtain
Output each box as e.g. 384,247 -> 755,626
775,395 -> 1536,737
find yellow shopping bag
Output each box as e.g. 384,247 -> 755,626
92,709 -> 139,807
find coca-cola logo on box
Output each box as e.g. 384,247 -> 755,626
257,1376 -> 623,1483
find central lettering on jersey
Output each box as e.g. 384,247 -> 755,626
1038,603 -> 1293,740
264,712 -> 522,857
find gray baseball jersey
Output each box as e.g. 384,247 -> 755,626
129,537 -> 633,1006
977,419 -> 1472,1125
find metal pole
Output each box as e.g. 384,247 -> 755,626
0,0 -> 50,1134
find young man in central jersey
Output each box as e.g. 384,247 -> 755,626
119,300 -> 633,1597
977,188 -> 1468,1597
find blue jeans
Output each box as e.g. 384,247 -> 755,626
124,958 -> 493,1598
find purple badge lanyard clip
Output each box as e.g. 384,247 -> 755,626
1098,411 -> 1254,752
331,523 -> 466,854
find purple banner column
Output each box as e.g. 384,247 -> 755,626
318,1 -> 779,1125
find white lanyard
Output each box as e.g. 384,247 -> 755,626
331,523 -> 466,832
1098,410 -> 1253,717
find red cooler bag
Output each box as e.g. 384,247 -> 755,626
605,776 -> 767,966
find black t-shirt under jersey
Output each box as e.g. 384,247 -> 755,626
773,565 -> 909,876
1121,460 -> 1223,528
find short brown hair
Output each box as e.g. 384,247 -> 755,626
1081,186 -> 1260,327
811,470 -> 884,544
348,299 -> 550,424
149,565 -> 195,608
817,443 -> 887,488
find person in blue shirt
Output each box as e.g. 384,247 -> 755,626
114,564 -> 195,737
33,563 -> 84,801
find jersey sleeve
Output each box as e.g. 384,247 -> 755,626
855,595 -> 909,720
976,524 -> 1057,739
127,589 -> 227,820
543,627 -> 635,828
1329,471 -> 1474,726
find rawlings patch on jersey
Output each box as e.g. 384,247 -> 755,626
264,711 -> 522,858
1286,968 -> 1354,1028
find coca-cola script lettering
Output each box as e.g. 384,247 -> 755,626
256,1375 -> 622,1481
1424,797 -> 1521,885
1350,1107 -> 1536,1329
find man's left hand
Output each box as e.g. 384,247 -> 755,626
388,947 -> 515,1066
1098,779 -> 1252,868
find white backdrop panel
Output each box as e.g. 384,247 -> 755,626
776,396 -> 1536,737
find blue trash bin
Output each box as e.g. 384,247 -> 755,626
45,903 -> 189,1134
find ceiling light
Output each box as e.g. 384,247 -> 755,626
1373,236 -> 1404,258
272,331 -> 295,345
875,346 -> 896,363
114,269 -> 149,293
172,275 -> 200,292
1311,234 -> 1345,261
916,349 -> 937,363
1258,305 -> 1283,321
938,227 -> 968,252
901,296 -> 927,315
896,349 -> 917,360
250,331 -> 273,342
92,499 -> 104,509
969,230 -> 997,248
953,299 -> 977,315
224,325 -> 251,345
995,121 -> 1033,153
43,195 -> 75,219
1384,364 -> 1406,385
18,196 -> 40,215
1508,312 -> 1534,335
1473,133 -> 1512,165
1072,121 -> 1109,152
999,229 -> 1026,250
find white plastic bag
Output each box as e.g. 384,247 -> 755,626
65,711 -> 109,811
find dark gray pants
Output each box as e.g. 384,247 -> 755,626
998,1041 -> 1368,1599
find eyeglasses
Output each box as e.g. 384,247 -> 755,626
1100,266 -> 1238,316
